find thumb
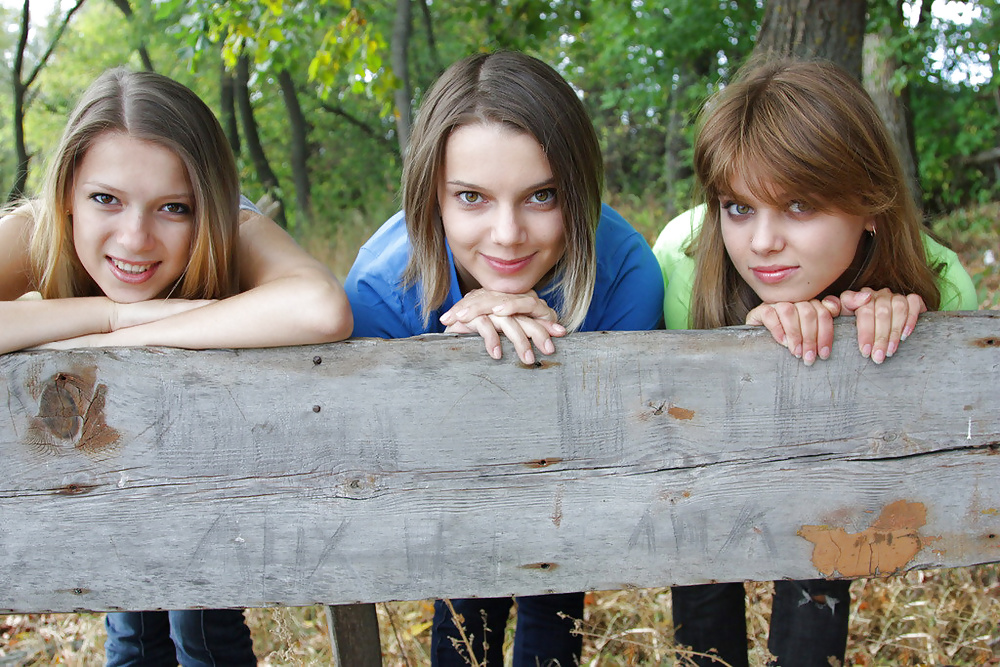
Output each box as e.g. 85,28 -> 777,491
838,289 -> 872,314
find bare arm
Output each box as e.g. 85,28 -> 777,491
7,212 -> 353,353
0,213 -> 118,354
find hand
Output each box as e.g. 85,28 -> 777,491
745,297 -> 841,366
110,299 -> 216,331
440,289 -> 567,364
839,288 -> 926,364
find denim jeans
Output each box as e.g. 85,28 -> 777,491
431,593 -> 584,666
104,609 -> 256,667
672,579 -> 850,667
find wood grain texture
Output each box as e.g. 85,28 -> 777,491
0,311 -> 998,613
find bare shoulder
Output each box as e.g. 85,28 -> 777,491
0,210 -> 37,300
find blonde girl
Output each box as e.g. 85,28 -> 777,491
0,67 -> 352,665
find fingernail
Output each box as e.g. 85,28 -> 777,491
887,341 -> 898,357
492,305 -> 504,313
901,326 -> 912,341
793,345 -> 802,359
439,314 -> 451,324
861,344 -> 872,359
456,308 -> 468,318
819,346 -> 831,360
552,324 -> 566,335
542,340 -> 555,354
523,350 -> 535,365
873,349 -> 885,364
492,346 -> 502,360
803,350 -> 816,366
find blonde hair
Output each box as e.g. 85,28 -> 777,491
23,67 -> 240,300
401,51 -> 603,331
689,57 -> 941,329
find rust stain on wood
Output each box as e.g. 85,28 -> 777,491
520,562 -> 558,571
798,500 -> 928,577
25,369 -> 120,457
668,406 -> 695,420
521,359 -> 561,369
526,458 -> 562,468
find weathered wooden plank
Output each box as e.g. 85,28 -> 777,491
0,312 -> 997,613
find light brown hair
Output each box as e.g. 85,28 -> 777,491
689,57 -> 941,329
401,51 -> 604,331
22,67 -> 240,300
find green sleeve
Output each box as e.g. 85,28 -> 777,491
652,205 -> 703,330
922,234 -> 978,310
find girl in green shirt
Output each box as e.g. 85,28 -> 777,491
652,57 -> 976,667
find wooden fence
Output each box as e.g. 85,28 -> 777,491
1,311 -> 998,664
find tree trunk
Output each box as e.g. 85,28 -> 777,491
235,55 -> 287,227
277,69 -> 312,230
417,0 -> 441,76
220,62 -> 240,155
107,0 -> 154,71
391,0 -> 413,153
9,0 -> 31,203
755,0 -> 867,79
7,0 -> 86,202
863,27 -> 922,209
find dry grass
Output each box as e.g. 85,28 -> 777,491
4,569 -> 1000,665
3,201 -> 996,665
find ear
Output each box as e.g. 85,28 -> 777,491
863,217 -> 876,235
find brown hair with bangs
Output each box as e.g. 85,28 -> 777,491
20,67 -> 240,301
688,57 -> 941,329
401,51 -> 603,331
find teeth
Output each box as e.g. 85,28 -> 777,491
112,258 -> 152,274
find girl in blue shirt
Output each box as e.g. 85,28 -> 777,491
345,50 -> 663,667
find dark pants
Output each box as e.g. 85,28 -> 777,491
431,593 -> 584,666
104,609 -> 256,667
672,579 -> 850,667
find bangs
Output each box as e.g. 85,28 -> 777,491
700,82 -> 872,216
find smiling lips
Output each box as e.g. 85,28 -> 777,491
107,256 -> 160,284
751,265 -> 798,284
481,252 -> 536,275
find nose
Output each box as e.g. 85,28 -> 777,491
116,208 -> 155,253
749,212 -> 784,255
490,205 -> 527,246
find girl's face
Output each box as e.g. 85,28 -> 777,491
437,122 -> 566,295
720,175 -> 873,303
71,132 -> 195,303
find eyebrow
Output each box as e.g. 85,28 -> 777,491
445,178 -> 556,191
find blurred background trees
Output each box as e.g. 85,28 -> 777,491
1,0 -> 997,257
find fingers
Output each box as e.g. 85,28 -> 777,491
445,313 -> 556,364
439,289 -> 561,331
852,289 -> 926,364
455,316 -> 504,360
746,300 -> 835,366
837,288 -> 873,315
494,312 -> 565,364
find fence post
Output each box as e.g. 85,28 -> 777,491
326,603 -> 382,666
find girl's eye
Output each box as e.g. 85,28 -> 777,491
458,191 -> 482,204
90,193 -> 118,206
529,188 -> 557,205
162,202 -> 192,215
788,200 -> 813,214
723,201 -> 753,217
